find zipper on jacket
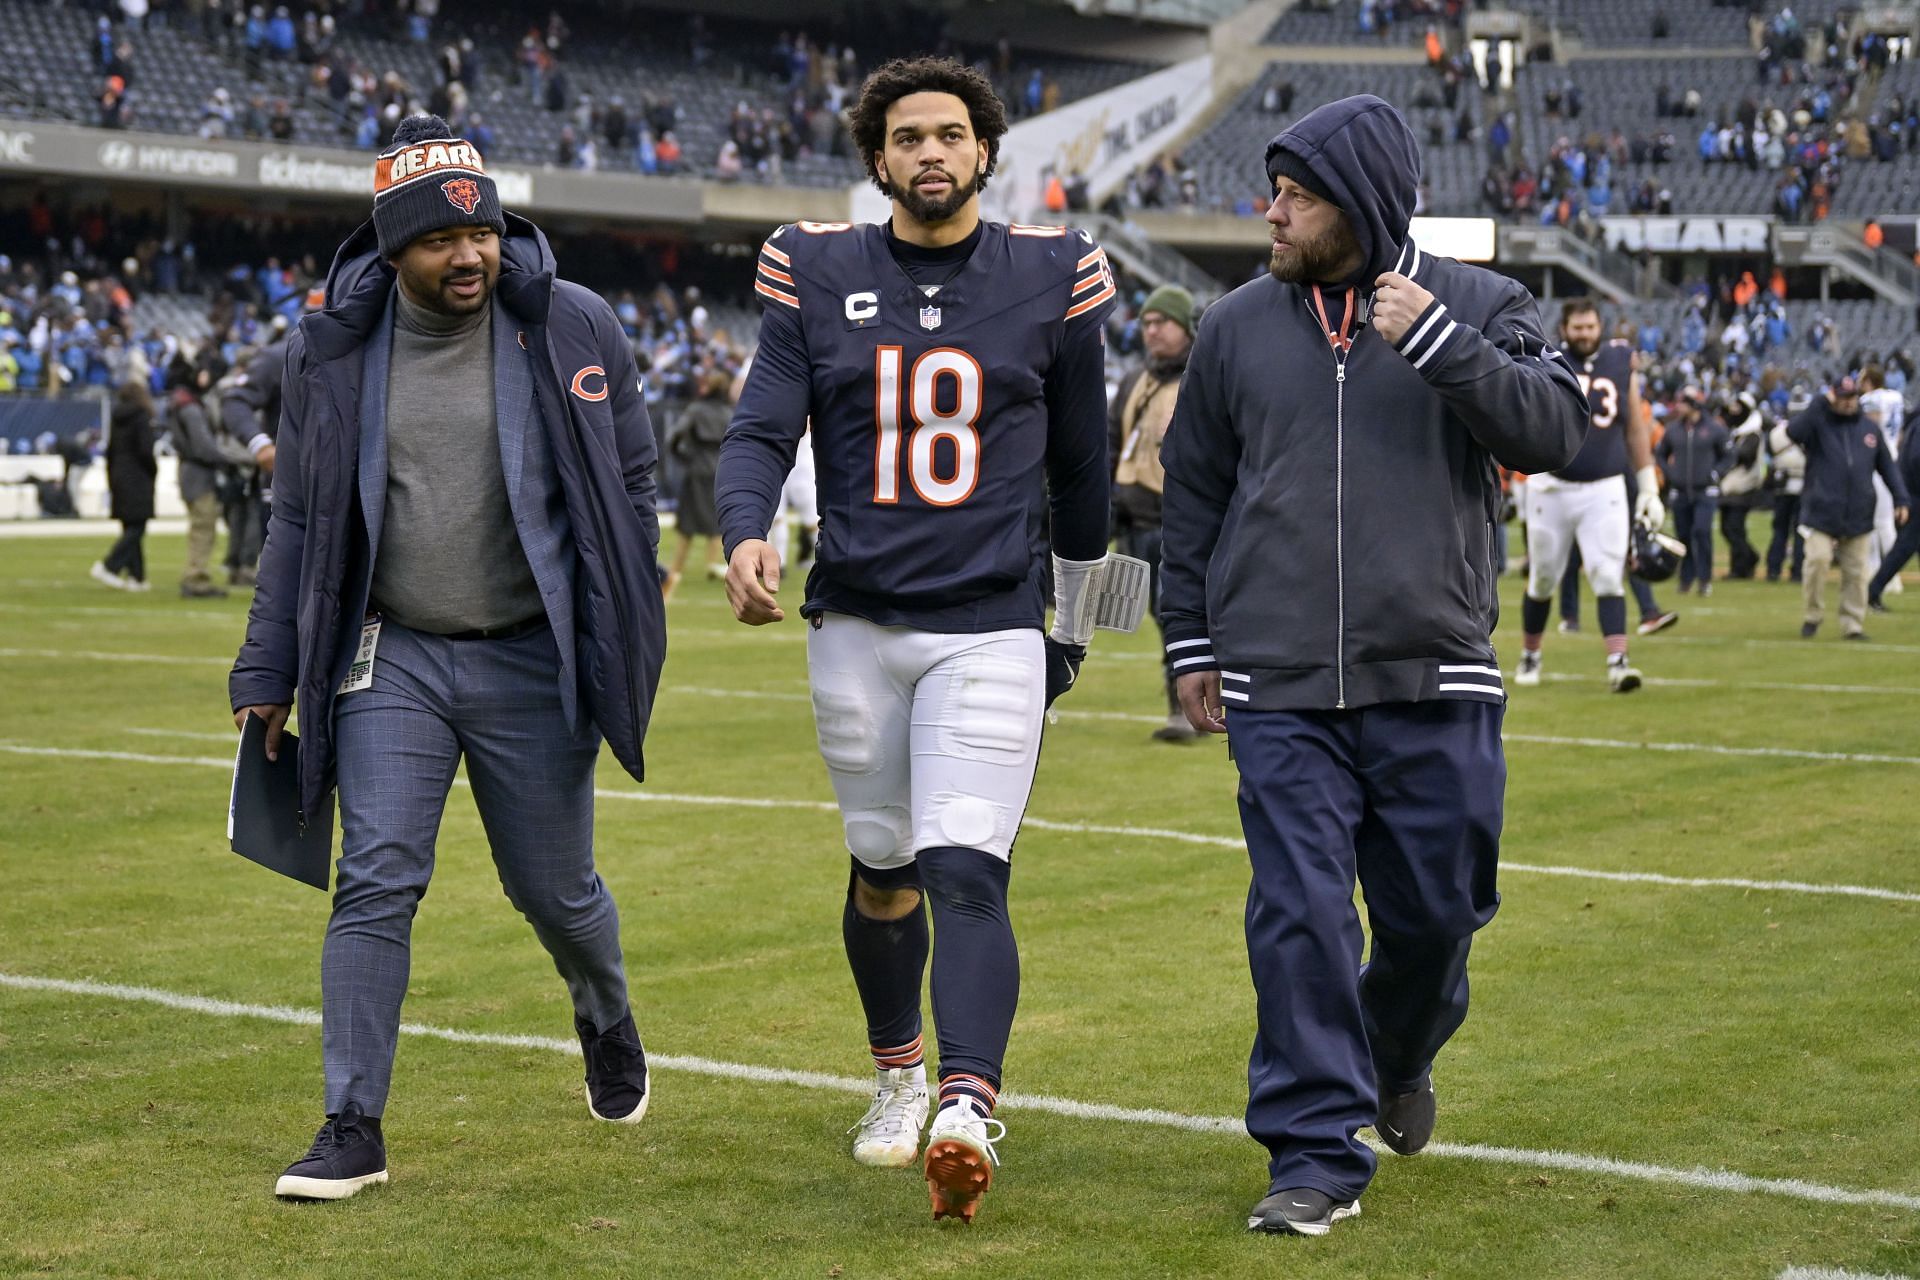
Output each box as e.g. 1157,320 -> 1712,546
1333,350 -> 1348,709
1310,285 -> 1357,710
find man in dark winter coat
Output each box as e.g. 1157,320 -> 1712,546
1775,374 -> 1910,638
1653,386 -> 1731,594
171,357 -> 257,598
229,115 -> 667,1202
91,377 -> 159,590
1159,93 -> 1587,1237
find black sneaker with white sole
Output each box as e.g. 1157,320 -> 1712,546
578,1010 -> 650,1123
1247,1187 -> 1361,1237
274,1102 -> 387,1201
1374,1074 -> 1437,1155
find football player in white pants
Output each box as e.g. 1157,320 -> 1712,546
1862,366 -> 1904,598
713,58 -> 1117,1223
1514,301 -> 1663,693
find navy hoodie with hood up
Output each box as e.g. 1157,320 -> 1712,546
1159,95 -> 1588,712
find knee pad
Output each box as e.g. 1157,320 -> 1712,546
844,806 -> 912,868
917,791 -> 1015,857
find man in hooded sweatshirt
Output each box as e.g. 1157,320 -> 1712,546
1159,94 -> 1588,1236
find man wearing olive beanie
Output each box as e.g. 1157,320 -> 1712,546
1109,283 -> 1197,741
232,114 -> 669,1201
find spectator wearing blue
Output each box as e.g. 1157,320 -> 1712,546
229,116 -> 668,1202
1776,375 -> 1911,638
1656,385 -> 1731,594
1160,93 -> 1586,1238
267,5 -> 296,58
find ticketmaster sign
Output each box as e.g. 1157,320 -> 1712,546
0,119 -> 689,223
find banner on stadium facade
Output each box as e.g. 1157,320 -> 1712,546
849,56 -> 1216,226
0,119 -> 698,224
1600,216 -> 1772,254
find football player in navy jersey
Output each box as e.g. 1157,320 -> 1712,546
714,57 -> 1115,1223
1513,299 -> 1665,692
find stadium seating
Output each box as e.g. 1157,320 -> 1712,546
0,0 -> 1150,189
1181,61 -> 1491,215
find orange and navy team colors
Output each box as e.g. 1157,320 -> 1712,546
716,218 -> 1117,635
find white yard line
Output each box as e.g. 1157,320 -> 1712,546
0,602 -> 236,623
17,646 -> 1920,759
7,739 -> 1919,906
0,646 -> 230,667
1541,671 -> 1920,697
1,970 -> 1915,1213
1504,733 -> 1920,767
1656,635 -> 1920,657
1778,1268 -> 1919,1280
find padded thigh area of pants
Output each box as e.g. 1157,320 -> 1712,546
812,673 -> 883,775
931,654 -> 1035,764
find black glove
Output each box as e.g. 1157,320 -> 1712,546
1043,637 -> 1085,709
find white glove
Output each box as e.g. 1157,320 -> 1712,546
1633,466 -> 1664,530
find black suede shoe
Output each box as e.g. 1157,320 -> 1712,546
1247,1187 -> 1360,1237
1374,1075 -> 1437,1155
578,1010 -> 650,1123
274,1103 -> 387,1201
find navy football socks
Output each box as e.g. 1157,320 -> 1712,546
843,873 -> 929,1071
919,846 -> 1018,1114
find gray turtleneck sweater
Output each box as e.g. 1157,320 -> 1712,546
371,287 -> 543,633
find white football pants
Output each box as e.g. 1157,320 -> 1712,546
807,613 -> 1044,872
1525,472 -> 1629,600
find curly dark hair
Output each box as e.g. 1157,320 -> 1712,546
847,57 -> 1008,197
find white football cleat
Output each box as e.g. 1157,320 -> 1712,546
1513,651 -> 1542,687
849,1067 -> 929,1168
924,1099 -> 1005,1222
1608,659 -> 1643,693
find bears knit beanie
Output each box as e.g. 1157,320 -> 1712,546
373,114 -> 505,258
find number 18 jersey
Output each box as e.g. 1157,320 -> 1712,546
716,219 -> 1116,634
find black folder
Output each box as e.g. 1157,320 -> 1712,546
228,713 -> 333,890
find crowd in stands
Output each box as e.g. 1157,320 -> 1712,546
22,0 -> 1141,190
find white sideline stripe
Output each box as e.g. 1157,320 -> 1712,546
0,602 -> 236,622
1779,1269 -> 1918,1280
127,727 -> 240,743
1541,671 -> 1920,697
1507,733 -> 1920,767
1658,635 -> 1920,657
0,646 -> 229,667
7,739 -> 1920,906
23,641 -> 1920,707
3,971 -> 1917,1213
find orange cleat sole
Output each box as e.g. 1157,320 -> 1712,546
924,1139 -> 993,1223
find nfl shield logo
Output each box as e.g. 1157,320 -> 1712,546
919,304 -> 942,331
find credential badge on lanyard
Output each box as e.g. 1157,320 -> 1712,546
338,614 -> 382,695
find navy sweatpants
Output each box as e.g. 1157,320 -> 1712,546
1227,699 -> 1504,1200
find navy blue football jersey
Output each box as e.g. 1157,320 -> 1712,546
1555,338 -> 1635,482
717,219 -> 1116,633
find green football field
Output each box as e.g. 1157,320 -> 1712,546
2,528 -> 1917,1280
